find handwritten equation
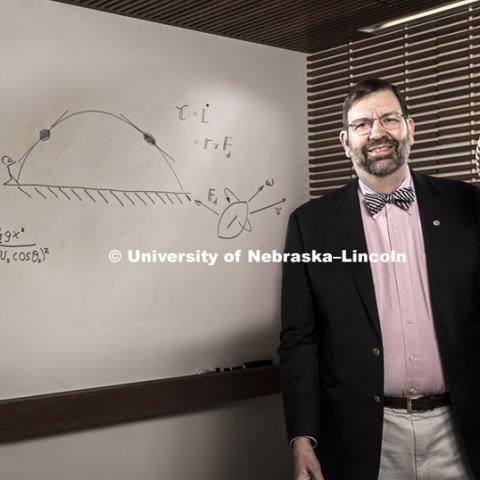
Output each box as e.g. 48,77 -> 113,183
0,226 -> 50,264
176,102 -> 233,159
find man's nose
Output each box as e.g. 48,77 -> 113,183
369,118 -> 387,139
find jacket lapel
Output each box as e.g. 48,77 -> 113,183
411,171 -> 445,331
332,180 -> 382,340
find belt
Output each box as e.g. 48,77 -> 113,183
383,393 -> 451,413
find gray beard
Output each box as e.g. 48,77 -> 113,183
350,137 -> 411,177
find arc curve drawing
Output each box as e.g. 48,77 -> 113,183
2,110 -> 190,206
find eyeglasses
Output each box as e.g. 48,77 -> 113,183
348,112 -> 406,135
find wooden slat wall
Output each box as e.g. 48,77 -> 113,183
307,6 -> 480,197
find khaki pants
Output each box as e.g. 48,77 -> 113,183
378,406 -> 474,480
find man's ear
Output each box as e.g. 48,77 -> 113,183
406,117 -> 415,146
339,130 -> 351,158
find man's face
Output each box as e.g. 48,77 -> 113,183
339,90 -> 415,178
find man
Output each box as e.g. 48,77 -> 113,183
2,155 -> 18,185
279,78 -> 480,480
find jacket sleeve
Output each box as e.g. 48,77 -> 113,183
476,186 -> 480,309
278,211 -> 322,444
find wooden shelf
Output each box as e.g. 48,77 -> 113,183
0,365 -> 281,443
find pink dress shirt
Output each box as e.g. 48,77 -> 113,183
358,168 -> 445,397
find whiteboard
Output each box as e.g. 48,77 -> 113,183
0,0 -> 308,398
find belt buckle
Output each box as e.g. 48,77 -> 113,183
406,394 -> 423,413
407,397 -> 414,413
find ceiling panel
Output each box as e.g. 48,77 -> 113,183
53,0 -> 461,52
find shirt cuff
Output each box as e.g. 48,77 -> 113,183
290,436 -> 318,449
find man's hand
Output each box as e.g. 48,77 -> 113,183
292,437 -> 324,480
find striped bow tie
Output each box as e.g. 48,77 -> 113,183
364,186 -> 415,216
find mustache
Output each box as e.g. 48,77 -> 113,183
363,137 -> 399,154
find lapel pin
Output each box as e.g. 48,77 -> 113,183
433,219 -> 441,226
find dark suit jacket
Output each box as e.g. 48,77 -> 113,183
279,171 -> 480,480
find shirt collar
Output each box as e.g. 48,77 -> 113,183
358,167 -> 414,218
